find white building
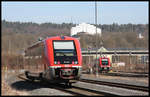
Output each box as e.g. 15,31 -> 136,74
71,23 -> 101,36
138,33 -> 144,39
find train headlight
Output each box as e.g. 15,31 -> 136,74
54,61 -> 60,64
74,61 -> 78,64
54,61 -> 57,64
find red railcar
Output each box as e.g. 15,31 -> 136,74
99,57 -> 111,72
25,36 -> 82,86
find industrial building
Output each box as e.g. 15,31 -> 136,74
71,23 -> 101,36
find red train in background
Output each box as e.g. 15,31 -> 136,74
25,36 -> 82,86
98,57 -> 112,73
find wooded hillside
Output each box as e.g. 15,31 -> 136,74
2,20 -> 148,54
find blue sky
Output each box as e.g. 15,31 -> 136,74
2,1 -> 149,24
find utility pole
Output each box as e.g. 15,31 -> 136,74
95,1 -> 99,77
9,39 -> 11,55
88,47 -> 92,74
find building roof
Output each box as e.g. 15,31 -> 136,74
71,22 -> 101,36
82,47 -> 148,51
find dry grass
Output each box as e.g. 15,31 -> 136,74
1,70 -> 28,96
1,80 -> 28,96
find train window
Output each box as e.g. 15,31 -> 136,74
25,45 -> 44,57
53,41 -> 74,49
101,59 -> 109,65
53,40 -> 78,64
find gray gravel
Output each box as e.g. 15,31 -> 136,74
29,88 -> 72,96
73,81 -> 148,96
3,70 -> 149,96
3,71 -> 72,96
81,74 -> 148,87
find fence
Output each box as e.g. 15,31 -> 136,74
1,53 -> 149,74
82,54 -> 149,73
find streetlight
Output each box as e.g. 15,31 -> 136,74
95,1 -> 99,77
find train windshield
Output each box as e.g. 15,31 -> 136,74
53,40 -> 78,64
101,59 -> 109,65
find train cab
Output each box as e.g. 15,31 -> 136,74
99,57 -> 111,72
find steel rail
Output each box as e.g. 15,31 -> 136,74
17,73 -> 118,96
79,78 -> 149,92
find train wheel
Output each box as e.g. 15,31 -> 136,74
65,82 -> 67,86
64,82 -> 68,88
39,73 -> 43,80
64,82 -> 72,87
25,71 -> 29,78
69,83 -> 72,87
31,78 -> 35,82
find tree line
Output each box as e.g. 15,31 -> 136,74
2,20 -> 148,54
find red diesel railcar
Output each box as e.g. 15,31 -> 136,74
25,36 -> 82,86
99,57 -> 111,72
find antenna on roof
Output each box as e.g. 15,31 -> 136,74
60,32 -> 65,39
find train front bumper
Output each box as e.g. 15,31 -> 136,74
45,66 -> 82,80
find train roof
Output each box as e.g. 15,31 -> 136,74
45,36 -> 78,41
25,36 -> 78,51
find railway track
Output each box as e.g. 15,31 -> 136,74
83,71 -> 148,77
79,78 -> 149,92
103,72 -> 148,77
17,73 -> 118,96
58,84 -> 118,96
